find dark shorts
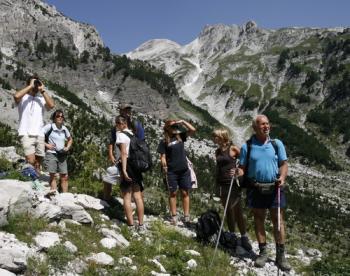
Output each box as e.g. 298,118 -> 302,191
247,187 -> 286,209
166,169 -> 192,193
120,164 -> 143,193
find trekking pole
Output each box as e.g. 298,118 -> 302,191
277,184 -> 281,232
210,160 -> 240,268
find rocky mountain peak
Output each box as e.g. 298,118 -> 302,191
0,0 -> 103,57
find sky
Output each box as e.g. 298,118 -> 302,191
45,0 -> 350,54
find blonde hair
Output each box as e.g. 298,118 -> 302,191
212,128 -> 230,145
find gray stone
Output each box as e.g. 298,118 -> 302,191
64,241 -> 78,253
99,228 -> 129,247
34,232 -> 60,250
0,180 -> 33,227
186,259 -> 197,269
86,252 -> 114,266
100,238 -> 117,249
0,147 -> 21,163
0,268 -> 16,276
32,202 -> 62,221
0,232 -> 30,273
118,256 -> 133,265
75,194 -> 105,210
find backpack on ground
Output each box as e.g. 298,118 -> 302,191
122,131 -> 152,172
241,136 -> 279,188
196,210 -> 221,242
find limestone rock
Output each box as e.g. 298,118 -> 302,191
34,232 -> 60,250
0,180 -> 33,227
0,232 -> 30,273
86,252 -> 114,266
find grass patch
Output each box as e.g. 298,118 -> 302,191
1,212 -> 48,244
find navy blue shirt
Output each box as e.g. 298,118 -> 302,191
157,132 -> 188,172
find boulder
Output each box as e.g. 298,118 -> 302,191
75,194 -> 105,210
34,232 -> 60,250
0,180 -> 33,227
0,232 -> 30,273
86,252 -> 114,266
0,147 -> 22,163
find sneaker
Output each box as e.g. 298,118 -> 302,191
255,248 -> 268,268
240,236 -> 252,251
137,224 -> 147,234
170,215 -> 177,226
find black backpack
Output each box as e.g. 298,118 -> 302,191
241,136 -> 279,188
122,131 -> 152,172
196,210 -> 221,242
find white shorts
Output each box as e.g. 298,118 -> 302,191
20,135 -> 45,157
102,165 -> 120,185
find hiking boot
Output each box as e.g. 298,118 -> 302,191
276,246 -> 291,271
240,236 -> 252,251
255,247 -> 268,268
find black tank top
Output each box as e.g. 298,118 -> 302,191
215,145 -> 237,185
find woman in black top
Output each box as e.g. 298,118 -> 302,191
213,128 -> 252,251
157,119 -> 196,225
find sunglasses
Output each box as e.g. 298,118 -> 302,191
55,114 -> 64,118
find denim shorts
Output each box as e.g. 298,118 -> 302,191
247,187 -> 286,209
166,169 -> 192,192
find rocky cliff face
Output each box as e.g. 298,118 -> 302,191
127,21 -> 348,144
0,0 -> 179,123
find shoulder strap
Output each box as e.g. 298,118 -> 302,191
245,137 -> 253,169
270,139 -> 280,166
121,130 -> 134,139
45,124 -> 54,142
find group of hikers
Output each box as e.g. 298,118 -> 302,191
13,75 -> 291,271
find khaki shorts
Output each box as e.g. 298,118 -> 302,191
44,152 -> 68,174
21,135 -> 45,157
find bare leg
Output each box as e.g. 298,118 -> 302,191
26,154 -> 36,167
270,208 -> 286,244
35,155 -> 43,175
60,174 -> 68,193
234,201 -> 247,235
181,189 -> 190,216
103,182 -> 112,201
133,190 -> 144,225
169,191 -> 177,216
49,173 -> 57,191
122,190 -> 134,226
252,208 -> 267,243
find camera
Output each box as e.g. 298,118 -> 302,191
34,79 -> 42,87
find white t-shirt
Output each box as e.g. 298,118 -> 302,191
17,94 -> 46,136
115,128 -> 133,157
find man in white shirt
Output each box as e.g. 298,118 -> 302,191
14,75 -> 55,173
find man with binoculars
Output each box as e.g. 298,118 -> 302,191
14,75 -> 55,174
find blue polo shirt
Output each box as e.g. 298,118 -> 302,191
240,136 -> 287,183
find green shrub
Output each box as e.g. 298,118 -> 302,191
0,121 -> 18,147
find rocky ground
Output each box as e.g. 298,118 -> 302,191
0,148 -> 324,276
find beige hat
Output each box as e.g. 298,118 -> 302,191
119,103 -> 132,110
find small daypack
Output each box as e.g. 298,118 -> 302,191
196,210 -> 221,242
122,131 -> 152,173
241,137 -> 279,188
